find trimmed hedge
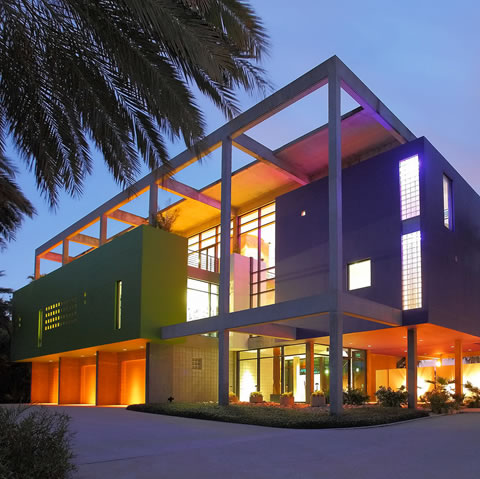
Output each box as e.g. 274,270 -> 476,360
127,402 -> 429,429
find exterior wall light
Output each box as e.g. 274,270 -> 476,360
301,210 -> 306,216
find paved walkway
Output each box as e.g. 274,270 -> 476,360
44,406 -> 480,478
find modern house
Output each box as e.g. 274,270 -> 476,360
11,56 -> 480,413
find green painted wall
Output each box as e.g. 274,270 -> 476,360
12,226 -> 187,361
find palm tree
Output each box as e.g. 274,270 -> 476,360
0,0 -> 269,245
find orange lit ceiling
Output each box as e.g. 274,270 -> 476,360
163,107 -> 399,236
315,323 -> 480,358
19,338 -> 148,363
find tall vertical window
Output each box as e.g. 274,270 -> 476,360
401,231 -> 422,310
115,280 -> 122,329
399,155 -> 420,220
239,203 -> 276,308
37,309 -> 43,347
443,174 -> 453,229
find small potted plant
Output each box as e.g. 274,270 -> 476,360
311,390 -> 326,407
249,391 -> 263,404
229,391 -> 238,403
280,391 -> 294,407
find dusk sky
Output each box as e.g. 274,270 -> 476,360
2,1 -> 480,291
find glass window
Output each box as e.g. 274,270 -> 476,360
187,279 -> 219,321
402,231 -> 422,310
348,259 -> 371,290
115,280 -> 122,329
443,174 -> 453,230
239,350 -> 257,360
399,155 -> 420,220
239,359 -> 257,401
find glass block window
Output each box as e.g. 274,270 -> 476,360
443,174 -> 453,229
402,231 -> 422,310
348,259 -> 371,290
399,155 -> 420,220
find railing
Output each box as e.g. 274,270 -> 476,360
250,265 -> 275,308
188,249 -> 219,273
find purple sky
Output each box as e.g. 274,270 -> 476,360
2,1 -> 480,291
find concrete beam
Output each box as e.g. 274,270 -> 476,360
108,209 -> 147,226
342,293 -> 402,326
233,134 -> 309,185
160,177 -> 222,210
218,330 -> 229,405
42,252 -> 63,263
99,215 -> 107,246
219,138 -> 232,316
328,59 -> 344,416
407,328 -> 418,408
455,339 -> 463,396
336,57 -> 416,144
69,233 -> 100,248
62,240 -> 70,265
148,183 -> 158,225
161,294 -> 332,339
231,323 -> 297,340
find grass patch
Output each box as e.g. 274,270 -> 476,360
127,403 -> 429,429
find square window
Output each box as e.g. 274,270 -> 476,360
348,260 -> 371,290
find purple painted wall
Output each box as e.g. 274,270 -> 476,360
276,136 -> 480,337
420,138 -> 480,337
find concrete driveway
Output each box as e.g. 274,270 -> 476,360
47,406 -> 479,479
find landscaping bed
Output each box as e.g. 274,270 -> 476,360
126,402 -> 429,429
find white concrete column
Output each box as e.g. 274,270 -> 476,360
306,341 -> 315,401
407,328 -> 417,408
218,329 -> 230,405
99,214 -> 107,245
455,339 -> 463,396
327,59 -> 344,415
149,182 -> 159,225
329,311 -> 344,413
34,256 -> 40,280
219,137 -> 232,316
62,239 -> 70,265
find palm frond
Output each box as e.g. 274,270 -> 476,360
0,0 -> 270,242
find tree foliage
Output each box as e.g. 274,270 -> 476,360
0,0 -> 269,244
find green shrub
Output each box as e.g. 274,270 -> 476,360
343,388 -> 369,405
280,391 -> 293,398
375,385 -> 408,407
423,389 -> 455,414
423,376 -> 457,413
311,390 -> 325,397
464,381 -> 480,408
249,391 -> 263,398
0,406 -> 75,479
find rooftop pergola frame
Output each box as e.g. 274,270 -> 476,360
33,55 -> 415,412
34,55 -> 414,280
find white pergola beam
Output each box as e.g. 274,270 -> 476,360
107,209 -> 147,226
336,57 -> 416,144
159,177 -> 222,210
69,233 -> 100,248
233,134 -> 309,185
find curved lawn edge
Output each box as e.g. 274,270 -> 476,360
126,403 -> 430,429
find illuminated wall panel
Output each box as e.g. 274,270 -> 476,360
401,231 -> 422,310
399,155 -> 420,220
